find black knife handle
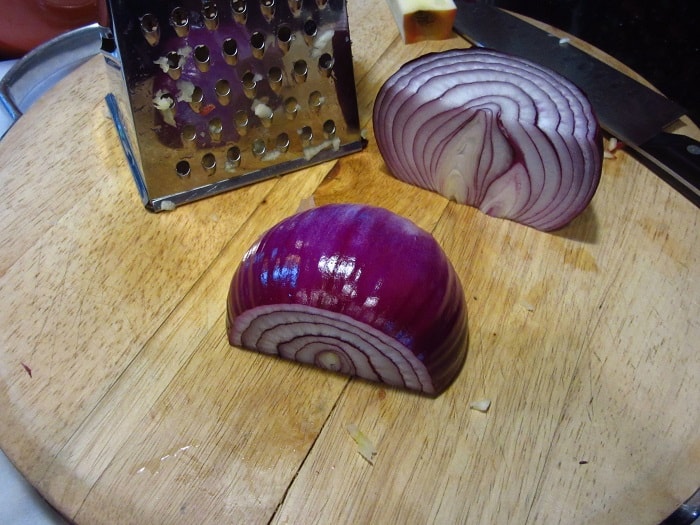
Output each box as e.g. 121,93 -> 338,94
635,132 -> 700,208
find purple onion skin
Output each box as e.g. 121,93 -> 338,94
373,48 -> 603,231
227,204 -> 468,396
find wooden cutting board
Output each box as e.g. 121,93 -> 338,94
1,3 -> 698,524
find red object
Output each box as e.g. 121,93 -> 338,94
0,0 -> 99,58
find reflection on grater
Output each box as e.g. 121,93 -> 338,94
101,0 -> 365,211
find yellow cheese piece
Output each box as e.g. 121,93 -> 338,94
385,0 -> 457,43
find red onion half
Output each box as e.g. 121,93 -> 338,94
227,204 -> 467,395
373,48 -> 603,231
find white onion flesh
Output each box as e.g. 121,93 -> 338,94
373,48 -> 603,231
231,304 -> 435,392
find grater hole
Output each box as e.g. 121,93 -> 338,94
303,19 -> 317,37
276,132 -> 290,152
318,53 -> 334,77
166,51 -> 183,80
308,90 -> 324,112
176,160 -> 191,177
254,100 -> 274,127
140,13 -> 160,46
155,92 -> 175,108
181,124 -> 197,143
250,32 -> 266,59
323,119 -> 336,138
316,0 -> 329,8
222,38 -> 238,65
284,97 -> 299,119
166,52 -> 180,69
189,86 -> 204,112
170,7 -> 189,37
227,146 -> 241,168
268,66 -> 283,93
277,24 -> 292,53
299,125 -> 313,145
208,117 -> 223,141
154,93 -> 176,120
202,2 -> 219,30
293,60 -> 308,83
260,0 -> 275,21
242,71 -> 257,99
288,0 -> 302,15
215,79 -> 231,105
252,139 -> 267,158
235,110 -> 249,135
202,153 -> 217,174
194,45 -> 210,72
231,0 -> 247,23
303,19 -> 317,45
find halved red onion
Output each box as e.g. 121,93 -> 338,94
226,203 -> 467,395
373,48 -> 603,231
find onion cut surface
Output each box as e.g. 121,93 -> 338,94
226,204 -> 468,395
373,48 -> 603,231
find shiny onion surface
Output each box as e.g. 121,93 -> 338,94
227,203 -> 468,395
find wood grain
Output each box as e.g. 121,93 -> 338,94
1,1 -> 698,524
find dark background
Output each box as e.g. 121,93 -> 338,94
479,0 -> 699,126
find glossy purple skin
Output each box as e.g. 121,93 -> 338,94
227,203 -> 468,394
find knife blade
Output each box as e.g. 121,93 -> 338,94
453,3 -> 700,208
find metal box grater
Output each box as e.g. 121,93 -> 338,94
101,0 -> 364,211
